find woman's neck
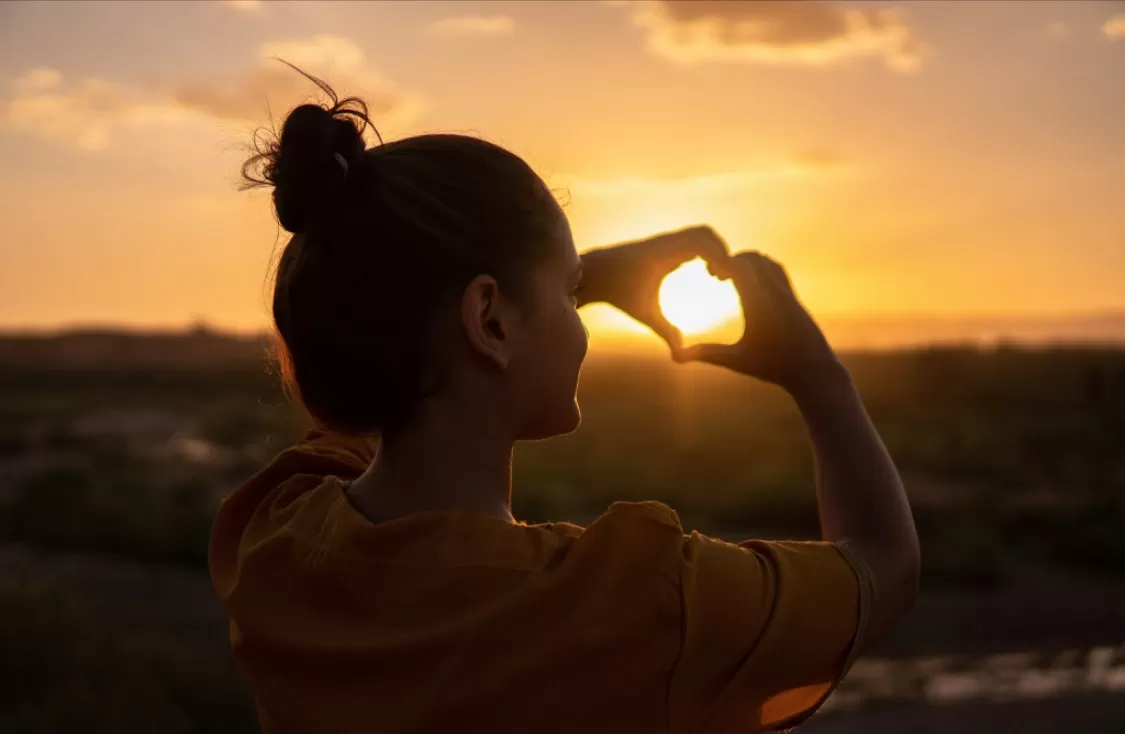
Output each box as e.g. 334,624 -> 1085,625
345,402 -> 516,524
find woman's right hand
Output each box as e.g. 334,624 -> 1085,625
684,252 -> 921,652
677,251 -> 844,395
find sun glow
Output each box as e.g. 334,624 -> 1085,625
658,258 -> 742,337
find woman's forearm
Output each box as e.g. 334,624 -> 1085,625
789,361 -> 920,641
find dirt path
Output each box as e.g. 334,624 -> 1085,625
873,562 -> 1125,659
805,694 -> 1125,734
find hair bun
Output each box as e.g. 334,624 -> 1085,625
242,67 -> 377,234
242,64 -> 375,235
268,104 -> 365,233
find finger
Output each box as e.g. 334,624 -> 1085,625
683,225 -> 730,266
656,225 -> 731,270
646,313 -> 684,355
706,255 -> 733,280
760,254 -> 795,295
748,252 -> 796,305
676,342 -> 735,368
728,251 -> 777,315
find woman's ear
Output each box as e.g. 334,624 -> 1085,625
461,274 -> 512,370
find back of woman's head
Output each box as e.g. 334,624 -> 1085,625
244,69 -> 563,435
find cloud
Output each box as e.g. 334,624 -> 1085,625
224,0 -> 263,12
171,35 -> 422,124
1046,21 -> 1070,41
788,148 -> 848,171
14,68 -> 63,92
0,36 -> 422,151
1104,13 -> 1125,40
2,69 -> 202,151
618,0 -> 927,73
563,170 -> 767,199
562,155 -> 848,198
427,14 -> 515,37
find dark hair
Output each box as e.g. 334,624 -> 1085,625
242,67 -> 562,434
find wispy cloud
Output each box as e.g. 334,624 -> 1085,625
562,154 -> 850,198
172,35 -> 423,124
616,0 -> 927,73
224,0 -> 263,13
13,68 -> 63,93
2,69 -> 203,151
788,148 -> 849,172
427,14 -> 516,37
1103,13 -> 1125,40
1046,21 -> 1070,42
0,36 -> 422,152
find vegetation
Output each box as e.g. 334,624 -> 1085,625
2,331 -> 1125,731
0,577 -> 257,733
2,334 -> 1124,588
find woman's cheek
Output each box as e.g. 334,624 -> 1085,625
569,306 -> 589,363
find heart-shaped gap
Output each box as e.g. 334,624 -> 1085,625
658,258 -> 744,346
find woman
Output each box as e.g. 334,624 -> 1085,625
209,74 -> 920,734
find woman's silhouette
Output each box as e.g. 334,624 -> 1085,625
209,70 -> 919,734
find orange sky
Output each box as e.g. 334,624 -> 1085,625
1,0 -> 1124,347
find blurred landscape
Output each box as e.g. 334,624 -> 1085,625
2,327 -> 1124,732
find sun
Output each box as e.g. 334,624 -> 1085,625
658,258 -> 742,337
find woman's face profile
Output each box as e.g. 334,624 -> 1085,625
507,212 -> 589,441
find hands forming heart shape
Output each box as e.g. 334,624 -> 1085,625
584,225 -> 842,394
581,226 -> 731,353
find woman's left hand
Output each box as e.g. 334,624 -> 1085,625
579,225 -> 731,356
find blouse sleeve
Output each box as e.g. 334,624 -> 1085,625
668,533 -> 874,733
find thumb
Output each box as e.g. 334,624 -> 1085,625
675,342 -> 735,368
646,314 -> 684,356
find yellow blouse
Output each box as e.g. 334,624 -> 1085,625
209,431 -> 872,733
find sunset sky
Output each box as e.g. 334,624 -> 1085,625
2,0 -> 1124,347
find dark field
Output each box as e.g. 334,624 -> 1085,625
2,330 -> 1124,732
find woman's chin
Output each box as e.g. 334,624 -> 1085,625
519,401 -> 581,440
559,401 -> 582,434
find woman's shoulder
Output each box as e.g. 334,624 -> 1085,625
578,500 -> 685,542
525,500 -> 680,536
542,501 -> 686,585
601,500 -> 683,528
